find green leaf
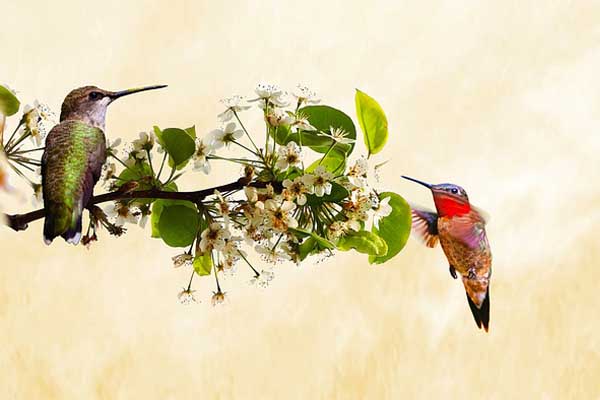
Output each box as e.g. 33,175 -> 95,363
298,237 -> 316,261
193,252 -> 212,276
0,85 -> 20,116
151,198 -> 195,238
369,192 -> 412,264
338,230 -> 388,257
310,232 -> 335,250
154,127 -> 195,170
157,204 -> 199,247
288,227 -> 311,239
355,89 -> 388,156
184,126 -> 197,140
301,105 -> 356,154
116,162 -> 153,186
306,149 -> 346,174
297,232 -> 334,261
305,182 -> 349,206
269,105 -> 356,156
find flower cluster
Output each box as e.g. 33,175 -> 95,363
1,82 -> 407,307
0,86 -> 56,202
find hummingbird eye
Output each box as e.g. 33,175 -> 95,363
451,188 -> 458,194
89,91 -> 102,100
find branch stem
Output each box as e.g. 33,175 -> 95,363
4,177 -> 262,232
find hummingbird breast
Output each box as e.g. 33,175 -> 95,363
437,215 -> 492,306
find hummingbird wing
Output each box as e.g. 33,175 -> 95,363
409,205 -> 439,248
447,211 -> 488,250
42,120 -> 106,245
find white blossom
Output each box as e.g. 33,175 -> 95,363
276,141 -> 302,170
172,253 -> 193,268
207,122 -> 243,149
304,166 -> 333,197
106,138 -> 122,156
255,243 -> 292,264
105,202 -> 140,226
244,186 -> 258,203
266,108 -> 294,127
132,131 -> 155,152
264,199 -> 298,232
100,163 -> 117,189
211,290 -> 227,306
178,288 -> 196,304
291,114 -> 316,132
22,100 -> 55,146
292,84 -> 320,105
323,127 -> 354,145
249,269 -> 275,288
193,137 -> 213,174
252,83 -> 289,107
347,157 -> 369,189
282,176 -> 312,206
218,95 -> 251,122
373,196 -> 392,228
213,190 -> 231,223
199,222 -> 231,252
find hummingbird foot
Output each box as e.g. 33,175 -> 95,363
467,268 -> 476,280
449,265 -> 457,279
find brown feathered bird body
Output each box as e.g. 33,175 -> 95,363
403,176 -> 492,331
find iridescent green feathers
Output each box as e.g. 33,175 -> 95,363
42,120 -> 106,244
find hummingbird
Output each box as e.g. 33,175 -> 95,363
42,84 -> 167,245
402,176 -> 492,331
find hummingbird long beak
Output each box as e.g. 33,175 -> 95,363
402,175 -> 432,189
110,85 -> 168,100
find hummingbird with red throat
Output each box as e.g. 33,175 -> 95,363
402,176 -> 492,331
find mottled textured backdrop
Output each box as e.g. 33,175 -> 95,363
1,1 -> 599,398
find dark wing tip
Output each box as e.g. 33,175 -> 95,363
410,206 -> 439,248
466,288 -> 490,332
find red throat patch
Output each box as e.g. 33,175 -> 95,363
433,194 -> 471,217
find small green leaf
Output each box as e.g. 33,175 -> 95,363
355,89 -> 388,157
288,227 -> 311,238
338,230 -> 388,257
306,149 -> 346,174
157,205 -> 199,247
298,232 -> 334,261
154,127 -> 196,169
0,85 -> 20,116
298,237 -> 316,261
184,126 -> 197,140
151,198 -> 195,238
369,192 -> 412,264
116,162 -> 153,187
305,182 -> 349,206
193,252 -> 212,276
310,232 -> 335,250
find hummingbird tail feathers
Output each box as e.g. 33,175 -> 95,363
43,203 -> 83,246
466,287 -> 490,332
61,215 -> 83,245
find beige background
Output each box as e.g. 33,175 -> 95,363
2,1 -> 600,398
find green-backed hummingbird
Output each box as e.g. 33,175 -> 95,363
402,176 -> 492,332
42,84 -> 167,245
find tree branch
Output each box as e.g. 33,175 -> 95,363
4,178 -> 259,232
